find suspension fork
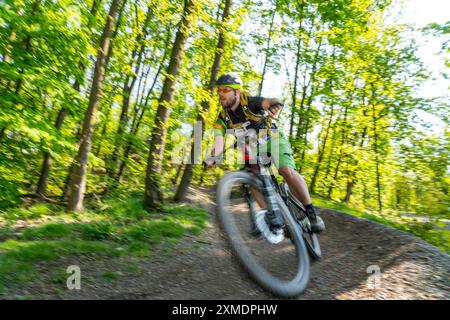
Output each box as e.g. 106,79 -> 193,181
258,157 -> 282,221
242,143 -> 282,221
243,183 -> 259,231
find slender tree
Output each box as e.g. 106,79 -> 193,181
144,0 -> 198,207
174,0 -> 233,202
36,0 -> 103,196
67,0 -> 124,211
258,0 -> 277,96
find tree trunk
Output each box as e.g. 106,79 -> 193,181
104,0 -> 126,68
35,0 -> 103,197
298,42 -> 322,171
13,0 -> 40,95
288,21 -> 303,141
372,103 -> 382,211
327,104 -> 349,198
344,180 -> 354,203
344,125 -> 367,202
292,76 -> 308,158
288,3 -> 306,141
94,5 -> 133,159
171,164 -> 184,186
258,1 -> 276,96
144,0 -> 196,208
309,101 -> 334,193
36,108 -> 67,195
174,0 -> 232,202
322,115 -> 340,182
88,0 -> 102,27
67,0 -> 123,211
93,90 -> 116,157
114,32 -> 170,183
327,151 -> 342,199
61,160 -> 75,201
108,7 -> 152,177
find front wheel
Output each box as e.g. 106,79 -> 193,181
216,170 -> 310,298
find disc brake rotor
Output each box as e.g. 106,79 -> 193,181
254,210 -> 285,244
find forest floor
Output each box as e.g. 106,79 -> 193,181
1,186 -> 449,300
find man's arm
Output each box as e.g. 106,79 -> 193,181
212,135 -> 224,157
261,98 -> 283,119
204,135 -> 224,169
205,114 -> 226,168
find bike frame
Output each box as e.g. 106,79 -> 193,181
241,145 -> 287,228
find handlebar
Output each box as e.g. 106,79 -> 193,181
203,102 -> 284,168
264,102 -> 284,121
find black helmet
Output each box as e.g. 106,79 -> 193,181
216,73 -> 242,89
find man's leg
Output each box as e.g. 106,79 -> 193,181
266,136 -> 311,205
278,166 -> 311,205
249,186 -> 266,209
270,136 -> 325,233
278,166 -> 325,232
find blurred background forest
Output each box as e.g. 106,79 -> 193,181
0,0 -> 448,249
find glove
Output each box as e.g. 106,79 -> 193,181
267,102 -> 284,119
203,156 -> 219,169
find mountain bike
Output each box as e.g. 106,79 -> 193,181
215,137 -> 322,298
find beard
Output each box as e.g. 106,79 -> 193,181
221,92 -> 238,110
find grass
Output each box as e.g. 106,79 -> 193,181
313,196 -> 450,254
0,191 -> 210,295
120,219 -> 184,243
22,223 -> 77,240
0,239 -> 121,288
101,271 -> 123,282
50,267 -> 71,285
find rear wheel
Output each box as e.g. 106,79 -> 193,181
281,183 -> 322,260
217,171 -> 310,297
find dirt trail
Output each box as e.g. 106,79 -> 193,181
7,186 -> 449,300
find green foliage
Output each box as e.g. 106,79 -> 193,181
101,271 -> 123,281
22,223 -> 76,240
0,0 -> 93,205
6,204 -> 55,221
80,222 -> 114,240
163,204 -> 209,228
314,196 -> 449,254
50,267 -> 68,284
0,239 -> 120,289
120,219 -> 185,243
126,241 -> 151,256
0,190 -> 209,293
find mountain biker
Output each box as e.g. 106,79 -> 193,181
205,73 -> 325,233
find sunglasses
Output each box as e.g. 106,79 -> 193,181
217,87 -> 233,94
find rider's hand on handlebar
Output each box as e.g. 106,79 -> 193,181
265,102 -> 284,119
203,156 -> 218,169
